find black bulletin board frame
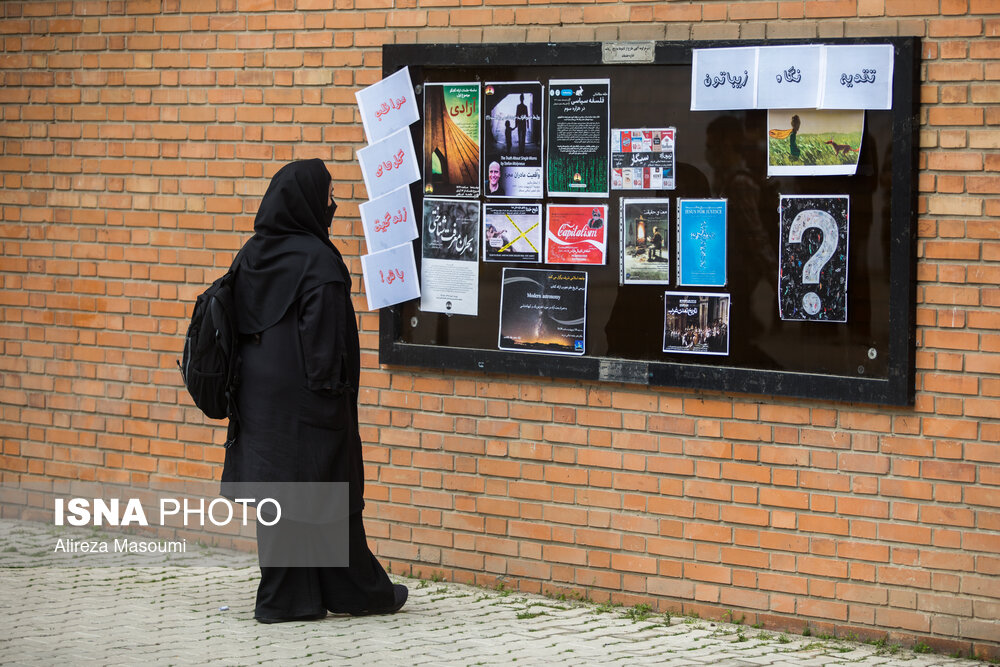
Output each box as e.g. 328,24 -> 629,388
378,38 -> 919,406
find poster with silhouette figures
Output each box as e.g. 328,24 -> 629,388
620,198 -> 670,285
484,203 -> 543,263
767,109 -> 865,177
676,199 -> 727,287
420,198 -> 480,315
611,128 -> 675,191
498,268 -> 588,356
546,79 -> 610,197
662,292 -> 730,356
483,82 -> 543,199
545,204 -> 608,265
778,195 -> 849,323
423,82 -> 480,198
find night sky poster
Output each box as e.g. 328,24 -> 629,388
546,79 -> 610,198
483,81 -> 543,198
778,194 -> 849,322
498,268 -> 588,356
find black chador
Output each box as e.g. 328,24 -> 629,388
222,159 -> 406,622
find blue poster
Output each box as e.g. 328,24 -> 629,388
677,199 -> 727,286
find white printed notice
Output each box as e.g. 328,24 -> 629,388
756,45 -> 822,110
359,185 -> 418,254
357,127 -> 421,200
819,44 -> 894,110
691,47 -> 758,111
355,66 -> 420,145
420,198 -> 480,316
360,242 -> 420,311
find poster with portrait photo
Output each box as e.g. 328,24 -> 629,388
546,79 -> 610,198
483,203 -> 543,264
420,198 -> 480,316
498,267 -> 588,356
778,195 -> 849,323
423,82 -> 480,199
611,128 -> 675,191
545,204 -> 608,266
662,292 -> 730,356
620,198 -> 670,285
483,82 -> 543,199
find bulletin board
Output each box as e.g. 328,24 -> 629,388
376,38 -> 919,406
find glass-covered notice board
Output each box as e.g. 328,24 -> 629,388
376,38 -> 919,405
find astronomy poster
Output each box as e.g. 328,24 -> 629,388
662,292 -> 730,356
498,268 -> 588,356
420,198 -> 480,316
611,128 -> 675,191
545,204 -> 608,266
423,82 -> 480,199
546,79 -> 610,198
767,109 -> 865,177
483,82 -> 544,199
483,203 -> 543,264
677,199 -> 727,287
620,198 -> 670,285
778,195 -> 849,323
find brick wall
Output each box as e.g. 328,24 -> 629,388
1,0 -> 997,658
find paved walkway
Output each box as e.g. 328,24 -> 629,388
0,519 -> 986,666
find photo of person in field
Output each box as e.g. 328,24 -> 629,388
767,109 -> 865,176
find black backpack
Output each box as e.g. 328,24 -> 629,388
178,257 -> 242,448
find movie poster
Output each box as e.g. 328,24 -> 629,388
483,82 -> 543,199
677,199 -> 727,287
483,203 -> 543,263
498,267 -> 588,356
767,109 -> 865,177
611,128 -> 676,191
420,198 -> 480,315
662,292 -> 730,356
545,204 -> 608,265
423,82 -> 480,198
778,195 -> 849,323
546,79 -> 610,198
620,198 -> 670,285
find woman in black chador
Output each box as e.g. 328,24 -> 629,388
223,159 -> 406,623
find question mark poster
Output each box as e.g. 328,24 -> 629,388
778,195 -> 849,323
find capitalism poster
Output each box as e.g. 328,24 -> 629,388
420,198 -> 480,316
546,79 -> 610,198
483,82 -> 543,199
423,82 -> 480,198
545,204 -> 608,265
498,267 -> 588,356
484,203 -> 543,264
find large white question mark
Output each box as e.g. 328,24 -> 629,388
787,209 -> 839,316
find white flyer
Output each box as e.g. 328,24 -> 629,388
360,242 -> 421,311
819,44 -> 894,110
359,184 -> 418,254
357,127 -> 421,199
355,66 -> 420,145
691,47 -> 758,111
756,45 -> 823,109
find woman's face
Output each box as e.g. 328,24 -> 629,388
327,179 -> 334,207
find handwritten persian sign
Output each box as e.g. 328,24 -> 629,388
819,44 -> 893,110
355,66 -> 420,144
757,45 -> 822,109
357,127 -> 421,199
690,47 -> 758,111
361,242 -> 420,311
359,184 -> 418,254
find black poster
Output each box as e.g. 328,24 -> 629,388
483,82 -> 544,198
498,268 -> 588,356
778,195 -> 850,322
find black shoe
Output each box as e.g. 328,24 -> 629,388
349,584 -> 408,616
255,611 -> 327,624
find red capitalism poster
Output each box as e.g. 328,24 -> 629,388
544,204 -> 608,265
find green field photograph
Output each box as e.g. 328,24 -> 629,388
767,109 -> 865,175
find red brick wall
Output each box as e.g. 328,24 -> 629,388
1,0 -> 997,657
